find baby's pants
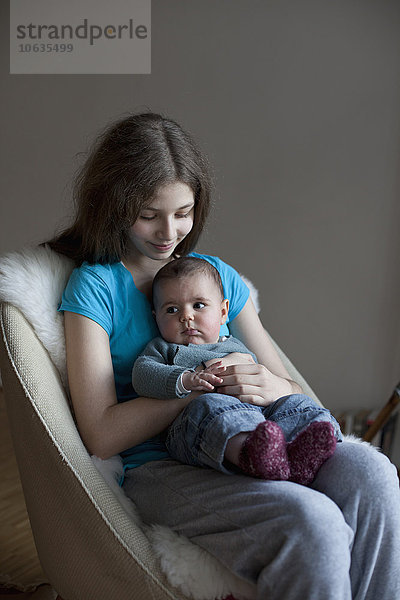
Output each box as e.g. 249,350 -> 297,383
165,393 -> 343,473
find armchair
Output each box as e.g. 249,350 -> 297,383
0,245 -> 322,600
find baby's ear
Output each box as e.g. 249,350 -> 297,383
220,299 -> 229,324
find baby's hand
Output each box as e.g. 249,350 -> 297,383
182,362 -> 226,392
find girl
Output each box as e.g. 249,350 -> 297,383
51,112 -> 400,599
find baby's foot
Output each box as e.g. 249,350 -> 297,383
238,421 -> 290,480
287,422 -> 337,486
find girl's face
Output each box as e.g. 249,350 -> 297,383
128,182 -> 195,262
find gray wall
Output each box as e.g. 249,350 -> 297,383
1,0 -> 400,412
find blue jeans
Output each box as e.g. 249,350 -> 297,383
165,393 -> 343,473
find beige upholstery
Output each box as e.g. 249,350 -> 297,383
0,300 -> 321,599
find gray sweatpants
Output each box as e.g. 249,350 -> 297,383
124,441 -> 400,600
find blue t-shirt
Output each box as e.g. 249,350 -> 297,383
59,252 -> 250,471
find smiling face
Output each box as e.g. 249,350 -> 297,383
153,273 -> 229,345
128,182 -> 195,263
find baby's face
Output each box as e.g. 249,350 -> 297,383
153,274 -> 229,345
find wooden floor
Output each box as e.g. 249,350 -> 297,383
0,387 -> 47,593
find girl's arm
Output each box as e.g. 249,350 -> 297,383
65,311 -> 193,459
229,297 -> 301,384
216,297 -> 302,406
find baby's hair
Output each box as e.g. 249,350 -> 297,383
152,257 -> 225,307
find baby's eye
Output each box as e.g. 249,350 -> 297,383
193,302 -> 205,309
166,306 -> 178,314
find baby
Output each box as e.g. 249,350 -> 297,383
132,257 -> 342,484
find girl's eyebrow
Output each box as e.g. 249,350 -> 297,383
142,202 -> 195,212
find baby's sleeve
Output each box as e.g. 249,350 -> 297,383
132,338 -> 188,399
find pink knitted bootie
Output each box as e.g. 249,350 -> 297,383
238,421 -> 291,480
287,421 -> 337,486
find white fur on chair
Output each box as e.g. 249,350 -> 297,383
0,245 -> 73,389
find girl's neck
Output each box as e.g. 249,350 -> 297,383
121,252 -> 173,299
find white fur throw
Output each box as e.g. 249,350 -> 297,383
0,244 -> 259,600
0,245 -> 73,389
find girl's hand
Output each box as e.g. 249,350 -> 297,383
216,363 -> 293,406
203,352 -> 256,369
183,363 -> 226,392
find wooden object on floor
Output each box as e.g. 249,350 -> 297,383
0,387 -> 47,590
363,382 -> 400,443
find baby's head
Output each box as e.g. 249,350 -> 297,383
152,257 -> 229,345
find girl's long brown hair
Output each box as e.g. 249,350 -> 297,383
47,112 -> 212,265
